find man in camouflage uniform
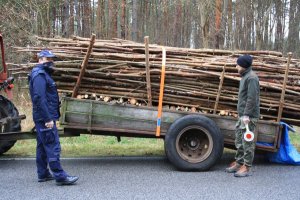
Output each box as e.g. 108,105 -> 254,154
225,55 -> 260,177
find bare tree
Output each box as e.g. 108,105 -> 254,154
1,0 -> 300,58
162,0 -> 168,45
227,0 -> 233,49
288,0 -> 298,53
108,0 -> 118,39
62,0 -> 70,37
69,0 -> 75,36
253,0 -> 273,50
174,0 -> 182,47
82,0 -> 91,37
74,0 -> 81,36
132,0 -> 138,41
215,0 -> 222,48
199,0 -> 214,48
121,0 -> 126,39
274,0 -> 283,51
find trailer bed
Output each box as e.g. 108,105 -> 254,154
60,97 -> 282,152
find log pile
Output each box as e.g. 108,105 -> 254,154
9,36 -> 300,126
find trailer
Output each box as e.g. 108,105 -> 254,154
61,97 -> 284,170
0,33 -> 284,171
0,96 -> 282,171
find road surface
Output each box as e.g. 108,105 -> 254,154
0,152 -> 299,200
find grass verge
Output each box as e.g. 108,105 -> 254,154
4,129 -> 300,158
4,136 -> 165,157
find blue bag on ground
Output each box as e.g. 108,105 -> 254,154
266,122 -> 300,165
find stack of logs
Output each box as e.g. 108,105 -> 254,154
9,36 -> 300,126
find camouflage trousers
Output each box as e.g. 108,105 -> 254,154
234,117 -> 258,167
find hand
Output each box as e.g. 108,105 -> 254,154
45,120 -> 54,129
242,116 -> 250,125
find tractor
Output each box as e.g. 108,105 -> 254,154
0,33 -> 22,154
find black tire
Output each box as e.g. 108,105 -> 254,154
165,115 -> 223,171
0,95 -> 21,155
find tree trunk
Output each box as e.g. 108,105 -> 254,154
234,0 -> 242,49
288,0 -> 296,53
162,0 -> 168,45
46,0 -> 51,37
132,0 -> 138,41
62,0 -> 69,38
219,0 -> 228,49
69,0 -> 74,36
108,0 -> 118,39
227,0 -> 232,49
51,1 -> 57,36
199,0 -> 213,48
215,0 -> 222,48
137,1 -> 144,42
82,0 -> 91,37
174,0 -> 182,47
121,0 -> 126,39
263,8 -> 269,49
75,0 -> 81,36
274,0 -> 283,51
295,0 -> 300,56
245,0 -> 252,50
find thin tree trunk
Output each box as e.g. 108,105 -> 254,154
108,0 -> 118,39
69,0 -> 74,36
162,0 -> 168,45
82,0 -> 91,37
234,0 -> 241,49
263,8 -> 269,49
75,0 -> 81,36
275,0 -> 283,51
215,0 -> 222,48
137,1 -> 144,42
199,0 -> 212,48
52,1 -> 57,36
227,0 -> 232,49
295,0 -> 300,56
174,0 -> 182,47
288,0 -> 296,53
46,0 -> 51,37
132,0 -> 138,41
245,0 -> 252,50
62,0 -> 69,38
121,0 -> 126,39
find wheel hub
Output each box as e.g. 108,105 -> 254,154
176,125 -> 213,163
188,137 -> 200,150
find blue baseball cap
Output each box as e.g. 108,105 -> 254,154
37,50 -> 56,58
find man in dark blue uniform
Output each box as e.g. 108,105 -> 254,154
29,50 -> 79,185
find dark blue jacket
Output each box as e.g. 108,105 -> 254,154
29,62 -> 60,123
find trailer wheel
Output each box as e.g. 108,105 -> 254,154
165,115 -> 223,171
0,95 -> 21,155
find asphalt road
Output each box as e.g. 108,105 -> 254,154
1,152 -> 300,200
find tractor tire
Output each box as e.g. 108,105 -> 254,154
165,115 -> 223,171
0,95 -> 21,155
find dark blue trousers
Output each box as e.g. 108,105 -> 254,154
35,121 -> 68,180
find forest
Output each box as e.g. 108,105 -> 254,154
1,0 -> 300,60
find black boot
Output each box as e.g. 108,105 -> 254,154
56,176 -> 79,186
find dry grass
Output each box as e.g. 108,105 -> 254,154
5,135 -> 165,157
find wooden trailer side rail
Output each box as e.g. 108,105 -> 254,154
60,97 -> 282,152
